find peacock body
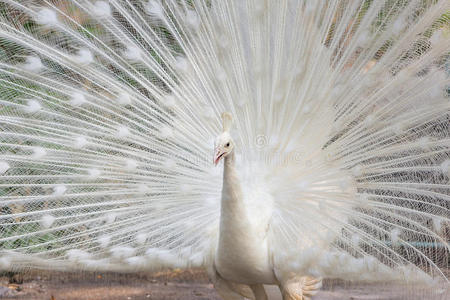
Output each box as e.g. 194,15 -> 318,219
0,0 -> 449,299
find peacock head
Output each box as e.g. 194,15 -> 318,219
214,112 -> 234,166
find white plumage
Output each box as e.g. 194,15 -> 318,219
0,0 -> 449,299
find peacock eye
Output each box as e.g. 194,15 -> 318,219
226,142 -> 230,147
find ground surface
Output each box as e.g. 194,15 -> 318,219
0,269 -> 449,300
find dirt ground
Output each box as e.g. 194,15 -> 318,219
0,269 -> 449,300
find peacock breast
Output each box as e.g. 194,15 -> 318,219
215,220 -> 277,284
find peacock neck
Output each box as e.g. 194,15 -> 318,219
219,152 -> 249,250
222,151 -> 243,211
223,150 -> 236,172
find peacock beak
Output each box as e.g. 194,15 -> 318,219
214,148 -> 225,166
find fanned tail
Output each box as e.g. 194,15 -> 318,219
0,0 -> 448,285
